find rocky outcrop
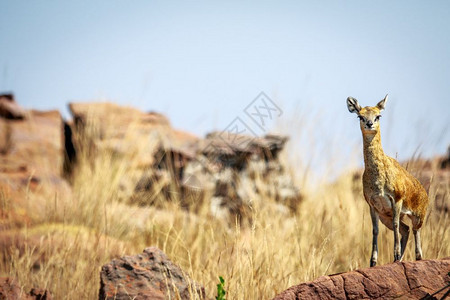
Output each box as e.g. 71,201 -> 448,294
68,101 -> 301,222
0,277 -> 53,299
0,96 -> 300,227
0,94 -> 71,230
68,102 -> 199,202
181,132 -> 301,221
99,247 -> 205,300
68,102 -> 192,163
273,257 -> 450,300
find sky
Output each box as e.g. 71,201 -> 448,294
1,1 -> 449,175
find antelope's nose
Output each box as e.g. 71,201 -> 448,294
366,121 -> 373,128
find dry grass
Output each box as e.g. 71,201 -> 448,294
0,117 -> 448,300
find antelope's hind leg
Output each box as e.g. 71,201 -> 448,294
389,198 -> 406,261
399,220 -> 409,260
379,213 -> 409,262
410,215 -> 423,260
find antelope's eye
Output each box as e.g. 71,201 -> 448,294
374,115 -> 381,122
357,116 -> 365,122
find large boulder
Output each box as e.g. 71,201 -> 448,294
67,101 -> 301,222
0,109 -> 64,177
0,95 -> 71,229
273,257 -> 450,300
181,132 -> 301,222
68,102 -> 199,201
99,247 -> 205,300
68,102 -> 193,158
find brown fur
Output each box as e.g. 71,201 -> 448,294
347,95 -> 429,266
361,129 -> 428,221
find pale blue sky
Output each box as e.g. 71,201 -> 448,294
1,1 -> 449,173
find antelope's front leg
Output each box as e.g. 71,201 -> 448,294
390,197 -> 402,261
369,206 -> 379,267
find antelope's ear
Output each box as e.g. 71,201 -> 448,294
376,94 -> 388,111
347,97 -> 361,114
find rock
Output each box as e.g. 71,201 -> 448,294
0,96 -> 71,229
0,277 -> 53,299
0,93 -> 27,119
0,278 -> 21,300
273,257 -> 450,300
68,102 -> 199,201
63,120 -> 77,176
68,102 -> 176,149
183,132 -> 301,220
0,108 -> 64,177
28,288 -> 53,300
68,102 -> 172,140
68,101 -> 300,221
439,146 -> 450,169
200,132 -> 288,169
99,247 -> 205,300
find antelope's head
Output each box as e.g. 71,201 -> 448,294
346,95 -> 388,135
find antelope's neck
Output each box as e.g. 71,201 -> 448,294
362,131 -> 385,169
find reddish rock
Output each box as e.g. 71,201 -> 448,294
0,108 -> 64,177
99,247 -> 205,300
0,96 -> 71,229
68,102 -> 201,206
68,102 -> 198,159
0,277 -> 53,299
28,288 -> 53,300
0,277 -> 20,299
68,102 -> 172,140
0,93 -> 26,119
273,258 -> 450,300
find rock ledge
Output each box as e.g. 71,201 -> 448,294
273,257 -> 450,300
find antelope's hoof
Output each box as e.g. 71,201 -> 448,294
370,260 -> 377,267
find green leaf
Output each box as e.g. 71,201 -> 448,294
216,276 -> 226,300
